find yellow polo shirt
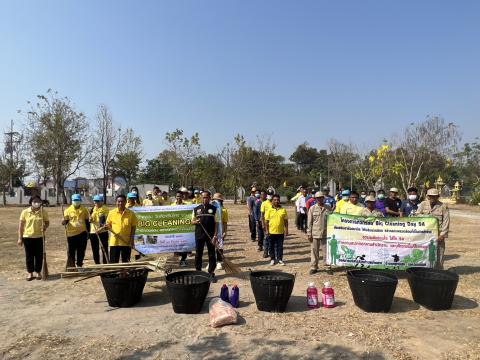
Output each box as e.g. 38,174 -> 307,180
64,205 -> 89,237
106,208 -> 138,247
335,199 -> 348,213
90,205 -> 110,234
221,208 -> 228,223
142,198 -> 155,206
265,206 -> 288,235
192,196 -> 202,204
341,202 -> 364,216
260,199 -> 272,215
20,208 -> 49,238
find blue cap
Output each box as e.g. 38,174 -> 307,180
71,194 -> 82,201
93,195 -> 102,202
341,190 -> 350,196
127,192 -> 136,199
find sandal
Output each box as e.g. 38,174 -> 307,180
36,274 -> 42,280
26,274 -> 34,281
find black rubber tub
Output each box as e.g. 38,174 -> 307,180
406,267 -> 459,310
250,271 -> 295,312
165,271 -> 211,314
347,269 -> 398,313
101,269 -> 148,307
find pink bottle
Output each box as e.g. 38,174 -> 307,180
322,282 -> 335,308
307,282 -> 320,309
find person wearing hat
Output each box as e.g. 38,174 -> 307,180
415,188 -> 450,269
126,192 -> 139,208
129,186 -> 142,206
247,187 -> 257,241
142,191 -> 155,206
340,191 -> 364,216
307,192 -> 331,274
104,194 -> 138,263
192,189 -> 202,204
400,187 -> 420,217
212,193 -> 228,270
385,187 -> 402,217
322,186 -> 336,211
62,194 -> 90,268
89,194 -> 110,264
335,189 -> 351,213
18,195 -> 49,280
361,195 -> 385,217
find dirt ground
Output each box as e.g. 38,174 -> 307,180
1,203 -> 479,360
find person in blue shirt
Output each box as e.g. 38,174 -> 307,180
253,190 -> 264,252
375,189 -> 387,215
322,187 -> 336,211
400,187 -> 420,217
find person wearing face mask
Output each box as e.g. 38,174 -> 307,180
18,196 -> 49,280
400,187 -> 419,217
261,190 -> 274,258
62,194 -> 90,269
253,190 -> 264,252
385,187 -> 402,217
90,194 -> 109,264
415,188 -> 450,269
375,189 -> 387,215
212,193 -> 228,270
335,189 -> 351,213
358,191 -> 367,206
129,186 -> 142,206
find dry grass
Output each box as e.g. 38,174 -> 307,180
0,203 -> 479,359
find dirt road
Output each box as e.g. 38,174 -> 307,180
0,204 -> 479,359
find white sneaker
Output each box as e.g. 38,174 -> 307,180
270,260 -> 275,266
205,264 -> 209,271
216,262 -> 223,270
278,260 -> 285,266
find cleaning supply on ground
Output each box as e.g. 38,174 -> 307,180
322,281 -> 335,308
307,282 -> 319,309
209,297 -> 238,328
230,284 -> 239,308
220,284 -> 230,303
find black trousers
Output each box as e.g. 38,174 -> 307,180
89,232 -> 109,264
23,237 -> 43,273
195,236 -> 216,273
110,246 -> 132,263
179,252 -> 188,261
257,220 -> 264,248
299,213 -> 307,232
248,215 -> 256,240
67,232 -> 88,267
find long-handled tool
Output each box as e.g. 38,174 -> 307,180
198,221 -> 241,275
107,228 -> 146,258
61,204 -> 76,270
40,205 -> 49,280
95,232 -> 109,264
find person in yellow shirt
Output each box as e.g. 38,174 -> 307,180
192,189 -> 202,204
142,191 -> 156,206
260,190 -> 273,258
104,194 -> 138,263
18,195 -> 49,280
126,192 -> 138,208
265,194 -> 288,266
212,193 -> 228,270
340,191 -> 365,216
152,186 -> 164,205
89,194 -> 110,264
62,194 -> 90,268
335,190 -> 351,213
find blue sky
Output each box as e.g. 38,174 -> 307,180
1,0 -> 479,160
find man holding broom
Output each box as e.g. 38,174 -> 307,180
89,194 -> 110,264
104,194 -> 138,263
62,194 -> 90,269
191,191 -> 219,282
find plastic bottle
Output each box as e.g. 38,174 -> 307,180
220,284 -> 229,303
230,285 -> 239,308
307,282 -> 319,309
322,282 -> 335,308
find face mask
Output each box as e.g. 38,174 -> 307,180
408,195 -> 417,201
361,195 -> 366,199
342,196 -> 349,201
32,202 -> 41,209
377,194 -> 385,200
255,193 -> 260,198
72,201 -> 81,207
267,195 -> 273,200
132,190 -> 137,194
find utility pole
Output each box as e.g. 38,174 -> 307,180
4,120 -> 21,190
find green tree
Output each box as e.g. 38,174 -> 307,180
111,128 -> 143,189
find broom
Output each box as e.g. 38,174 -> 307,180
61,204 -> 76,270
40,205 -> 48,280
198,221 -> 241,275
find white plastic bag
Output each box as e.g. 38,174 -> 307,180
209,297 -> 238,328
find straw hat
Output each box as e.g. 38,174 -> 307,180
389,187 -> 399,193
426,188 -> 440,196
146,190 -> 153,195
314,191 -> 324,198
213,192 -> 224,201
365,195 -> 376,202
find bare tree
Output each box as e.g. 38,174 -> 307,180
256,134 -> 283,187
327,139 -> 359,189
92,104 -> 122,200
111,128 -> 143,189
392,116 -> 461,194
23,89 -> 91,204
